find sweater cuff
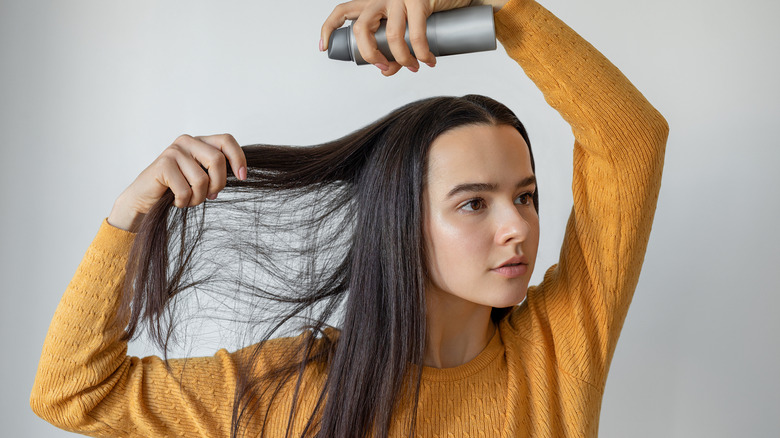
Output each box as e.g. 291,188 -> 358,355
93,217 -> 137,256
494,0 -> 535,49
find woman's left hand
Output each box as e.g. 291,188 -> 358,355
320,0 -> 473,76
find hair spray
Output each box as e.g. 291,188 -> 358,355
327,5 -> 496,65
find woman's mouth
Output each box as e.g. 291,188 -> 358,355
491,259 -> 528,278
492,263 -> 528,278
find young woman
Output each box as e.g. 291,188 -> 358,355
30,0 -> 668,436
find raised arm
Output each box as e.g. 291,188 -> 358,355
30,135 -> 254,436
29,217 -> 327,436
494,0 -> 669,386
30,221 -> 239,436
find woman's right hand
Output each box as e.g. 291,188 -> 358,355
107,133 -> 247,233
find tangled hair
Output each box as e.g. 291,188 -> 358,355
119,94 -> 536,438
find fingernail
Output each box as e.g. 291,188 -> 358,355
425,61 -> 436,68
319,38 -> 324,52
407,65 -> 419,73
207,193 -> 217,200
239,166 -> 247,180
374,63 -> 389,71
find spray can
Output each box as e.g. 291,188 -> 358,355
327,5 -> 496,65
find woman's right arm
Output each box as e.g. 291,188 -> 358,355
30,134 -> 254,436
107,133 -> 247,232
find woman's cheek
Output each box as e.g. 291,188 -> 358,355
436,216 -> 490,276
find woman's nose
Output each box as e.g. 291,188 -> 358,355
494,205 -> 530,245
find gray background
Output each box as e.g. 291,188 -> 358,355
2,0 -> 779,436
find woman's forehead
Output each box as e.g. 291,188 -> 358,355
426,124 -> 533,194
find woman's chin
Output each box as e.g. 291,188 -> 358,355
489,289 -> 528,309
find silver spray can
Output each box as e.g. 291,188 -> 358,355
327,5 -> 496,65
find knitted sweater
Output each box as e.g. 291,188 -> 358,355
30,0 -> 669,436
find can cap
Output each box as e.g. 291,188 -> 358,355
328,28 -> 352,61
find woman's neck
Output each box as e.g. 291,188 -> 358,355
423,288 -> 496,369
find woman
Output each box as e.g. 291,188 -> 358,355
30,0 -> 668,436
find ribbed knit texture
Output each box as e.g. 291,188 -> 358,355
30,0 -> 668,436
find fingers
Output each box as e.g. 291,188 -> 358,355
380,62 -> 404,77
167,146 -> 211,207
385,3 -> 418,71
194,133 -> 247,182
184,145 -> 224,204
322,0 -> 436,76
156,150 -> 196,209
320,0 -> 365,52
163,134 -> 247,208
353,5 -> 394,69
406,1 -> 436,68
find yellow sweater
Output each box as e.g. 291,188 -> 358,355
30,0 -> 669,436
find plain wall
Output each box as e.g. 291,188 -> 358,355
2,0 -> 778,436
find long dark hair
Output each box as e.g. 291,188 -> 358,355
118,94 -> 537,438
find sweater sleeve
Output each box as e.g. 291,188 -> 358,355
495,0 -> 669,386
29,219 -> 251,437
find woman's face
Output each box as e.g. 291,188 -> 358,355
423,123 -> 539,310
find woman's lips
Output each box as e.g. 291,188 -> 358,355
491,263 -> 528,278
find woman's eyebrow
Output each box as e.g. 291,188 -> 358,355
446,175 -> 536,199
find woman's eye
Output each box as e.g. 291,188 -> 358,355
461,199 -> 485,212
515,193 -> 533,206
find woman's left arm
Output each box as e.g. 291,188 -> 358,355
492,0 -> 669,386
320,0 -> 669,385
